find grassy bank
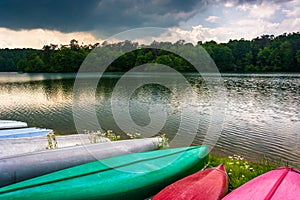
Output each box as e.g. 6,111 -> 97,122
208,154 -> 281,191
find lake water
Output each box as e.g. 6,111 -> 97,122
0,72 -> 299,166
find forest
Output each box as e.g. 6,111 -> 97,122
0,32 -> 299,73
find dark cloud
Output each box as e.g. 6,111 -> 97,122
0,0 -> 99,32
0,0 -> 289,35
0,0 -> 202,34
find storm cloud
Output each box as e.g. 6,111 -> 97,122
0,0 -> 291,35
0,0 -> 200,34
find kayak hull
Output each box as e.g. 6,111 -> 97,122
223,167 -> 300,200
0,134 -> 110,158
0,137 -> 161,187
0,146 -> 209,200
0,120 -> 27,130
0,127 -> 51,139
153,164 -> 228,200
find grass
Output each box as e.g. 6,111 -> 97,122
208,154 -> 282,191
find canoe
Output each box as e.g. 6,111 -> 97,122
153,164 -> 228,200
223,167 -> 300,200
0,146 -> 209,200
0,134 -> 110,158
0,120 -> 27,130
0,127 -> 52,139
0,137 -> 162,187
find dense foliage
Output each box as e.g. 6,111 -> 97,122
0,33 -> 299,73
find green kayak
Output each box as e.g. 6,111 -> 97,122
0,146 -> 209,200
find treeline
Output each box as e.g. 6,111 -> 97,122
0,33 -> 300,73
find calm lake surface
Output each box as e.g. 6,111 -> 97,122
0,72 -> 299,166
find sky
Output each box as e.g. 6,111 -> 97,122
0,0 -> 299,49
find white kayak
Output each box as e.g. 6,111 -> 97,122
0,120 -> 27,130
0,134 -> 110,158
0,137 -> 162,187
0,127 -> 52,139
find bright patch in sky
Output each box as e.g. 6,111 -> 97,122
205,16 -> 219,23
0,28 -> 99,49
166,0 -> 300,44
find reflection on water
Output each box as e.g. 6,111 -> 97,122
212,75 -> 300,166
0,78 -> 75,133
0,73 -> 299,166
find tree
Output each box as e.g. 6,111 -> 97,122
269,48 -> 281,71
70,39 -> 80,50
0,57 -> 15,71
257,47 -> 271,68
296,50 -> 300,69
18,53 -> 45,72
227,39 -> 252,68
17,59 -> 27,72
202,42 -> 234,72
280,41 -> 294,71
2,32 -> 300,73
135,50 -> 153,67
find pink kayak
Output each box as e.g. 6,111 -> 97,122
223,167 -> 300,200
153,164 -> 228,200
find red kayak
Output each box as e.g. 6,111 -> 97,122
223,167 -> 300,200
153,164 -> 228,200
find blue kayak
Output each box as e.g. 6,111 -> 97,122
0,127 -> 52,138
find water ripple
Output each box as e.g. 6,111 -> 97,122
0,73 -> 299,166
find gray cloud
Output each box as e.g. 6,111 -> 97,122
0,0 -> 99,32
0,0 -> 202,34
236,0 -> 292,4
0,0 -> 290,35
